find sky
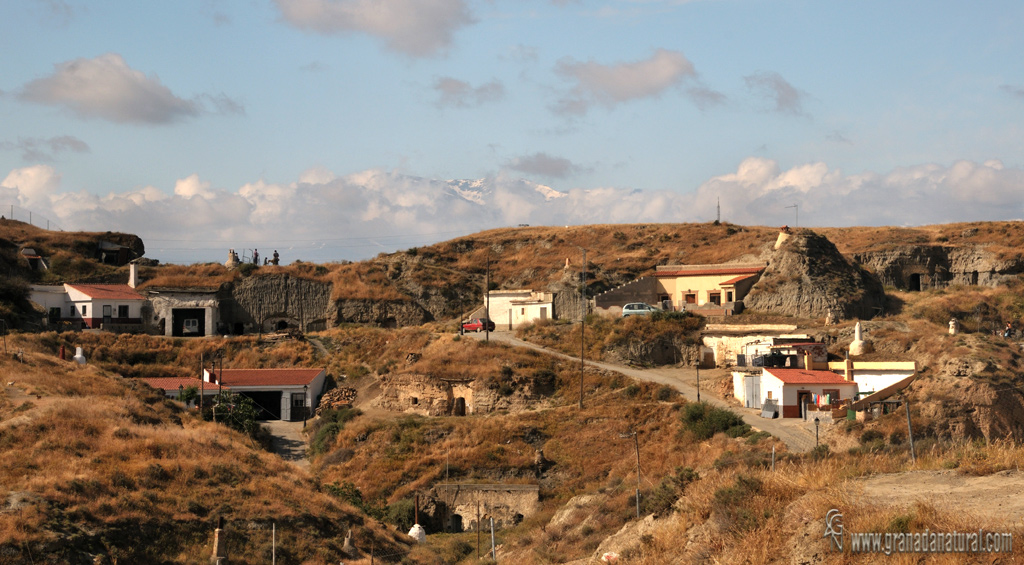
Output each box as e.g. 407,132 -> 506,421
2,0 -> 1024,264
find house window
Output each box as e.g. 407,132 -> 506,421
183,319 -> 199,334
102,305 -> 112,318
684,293 -> 697,304
767,391 -> 772,399
81,305 -> 87,316
726,291 -> 734,302
291,393 -> 306,408
709,292 -> 722,305
521,308 -> 525,315
118,305 -> 129,318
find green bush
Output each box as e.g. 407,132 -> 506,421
384,498 -> 416,531
860,430 -> 884,444
311,422 -> 343,456
683,402 -> 750,440
654,386 -> 674,401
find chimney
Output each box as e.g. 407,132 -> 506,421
803,351 -> 813,371
844,352 -> 854,382
128,261 -> 139,288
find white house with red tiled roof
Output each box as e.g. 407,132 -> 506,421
202,368 -> 326,421
761,368 -> 859,418
30,283 -> 146,331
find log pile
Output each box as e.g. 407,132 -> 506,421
316,387 -> 357,415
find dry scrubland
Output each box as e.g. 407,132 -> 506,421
0,335 -> 410,564
4,316 -> 1024,562
303,330 -> 1024,564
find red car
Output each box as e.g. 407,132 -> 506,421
462,318 -> 496,332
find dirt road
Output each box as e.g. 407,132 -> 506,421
262,419 -> 310,469
473,330 -> 818,453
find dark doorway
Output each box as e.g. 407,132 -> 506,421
450,514 -> 463,533
797,391 -> 811,419
290,393 -> 307,422
908,274 -> 922,291
453,397 -> 466,416
276,320 -> 289,331
238,390 -> 282,420
971,271 -> 979,285
172,308 -> 206,337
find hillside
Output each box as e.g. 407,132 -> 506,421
0,334 -> 411,564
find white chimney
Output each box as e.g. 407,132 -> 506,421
128,262 -> 139,288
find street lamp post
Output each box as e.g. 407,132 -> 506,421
814,416 -> 820,447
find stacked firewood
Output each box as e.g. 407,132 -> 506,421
315,387 -> 357,415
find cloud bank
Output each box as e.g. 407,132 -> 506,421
554,49 -> 698,116
274,0 -> 474,57
2,158 -> 1022,264
18,54 -> 243,124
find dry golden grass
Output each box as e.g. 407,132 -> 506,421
0,346 -> 412,563
136,262 -> 238,289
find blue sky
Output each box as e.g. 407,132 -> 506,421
2,0 -> 1024,264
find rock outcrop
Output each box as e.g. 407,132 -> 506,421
228,274 -> 334,332
743,230 -> 886,320
852,245 -> 1024,290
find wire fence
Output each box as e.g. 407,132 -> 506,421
1,204 -> 64,231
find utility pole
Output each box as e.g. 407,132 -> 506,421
905,399 -> 916,463
579,248 -> 586,410
485,253 -> 490,343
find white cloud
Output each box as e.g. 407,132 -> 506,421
554,49 -> 696,116
1,164 -> 61,207
5,159 -> 1024,264
0,135 -> 89,161
173,174 -> 216,199
433,77 -> 504,108
506,152 -> 580,178
744,71 -> 808,116
18,53 -> 242,124
274,0 -> 474,57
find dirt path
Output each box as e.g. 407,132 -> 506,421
855,469 -> 1024,527
262,420 -> 310,469
473,331 -> 818,453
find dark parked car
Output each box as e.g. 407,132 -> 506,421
462,318 -> 496,332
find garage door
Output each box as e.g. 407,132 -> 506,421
238,391 -> 282,420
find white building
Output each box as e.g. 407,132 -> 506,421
202,368 -> 327,421
30,283 -> 146,331
486,290 -> 555,330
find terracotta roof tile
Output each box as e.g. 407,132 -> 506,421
67,284 -> 145,300
720,274 -> 758,285
210,368 -> 325,387
656,266 -> 764,278
765,368 -> 851,385
142,377 -> 228,392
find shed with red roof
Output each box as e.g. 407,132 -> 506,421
202,367 -> 326,421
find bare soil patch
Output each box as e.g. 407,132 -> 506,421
855,469 -> 1024,526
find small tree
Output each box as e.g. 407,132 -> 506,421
179,386 -> 198,407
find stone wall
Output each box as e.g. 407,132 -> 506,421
432,484 -> 540,532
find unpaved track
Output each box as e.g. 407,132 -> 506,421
473,330 -> 818,453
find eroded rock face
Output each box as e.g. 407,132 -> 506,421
743,231 -> 886,320
228,274 -> 334,331
335,299 -> 431,327
852,246 -> 1024,290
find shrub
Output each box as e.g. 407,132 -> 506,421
623,384 -> 641,398
889,430 -> 906,445
683,402 -> 750,440
384,498 -> 415,531
311,422 -> 343,456
860,430 -> 884,444
654,386 -> 674,401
